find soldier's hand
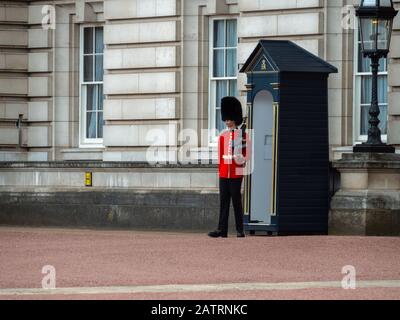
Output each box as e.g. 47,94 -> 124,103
234,154 -> 245,165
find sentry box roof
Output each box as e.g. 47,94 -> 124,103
240,40 -> 338,74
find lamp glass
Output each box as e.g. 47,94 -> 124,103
359,17 -> 393,52
377,18 -> 391,50
359,17 -> 376,51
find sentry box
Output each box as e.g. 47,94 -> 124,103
240,40 -> 338,235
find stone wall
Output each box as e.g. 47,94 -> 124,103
0,1 -> 29,160
0,161 -> 228,231
103,0 -> 181,162
2,0 -> 383,163
0,161 -> 218,190
330,153 -> 400,236
1,0 -> 399,163
0,189 -> 226,231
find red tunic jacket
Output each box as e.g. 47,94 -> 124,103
218,128 -> 250,179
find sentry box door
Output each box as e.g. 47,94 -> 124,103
250,90 -> 277,225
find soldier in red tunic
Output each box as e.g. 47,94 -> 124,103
208,97 -> 250,238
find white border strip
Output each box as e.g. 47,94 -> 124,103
1,280 -> 400,296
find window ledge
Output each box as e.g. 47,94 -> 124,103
61,148 -> 105,153
332,146 -> 354,161
60,148 -> 104,161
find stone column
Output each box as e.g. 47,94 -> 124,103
330,153 -> 400,236
27,3 -> 55,161
102,0 -> 180,163
0,2 -> 29,161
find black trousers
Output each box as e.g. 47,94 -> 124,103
218,177 -> 244,235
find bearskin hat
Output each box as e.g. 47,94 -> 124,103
221,96 -> 243,126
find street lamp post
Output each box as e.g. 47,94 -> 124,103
353,0 -> 398,153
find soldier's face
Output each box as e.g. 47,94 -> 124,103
225,120 -> 236,128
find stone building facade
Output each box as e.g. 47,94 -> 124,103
0,0 -> 399,232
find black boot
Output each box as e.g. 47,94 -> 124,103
208,230 -> 227,238
237,232 -> 245,238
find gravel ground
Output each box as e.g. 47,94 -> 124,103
0,226 -> 399,300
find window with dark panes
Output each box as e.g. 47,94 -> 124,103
209,19 -> 238,139
81,26 -> 104,144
